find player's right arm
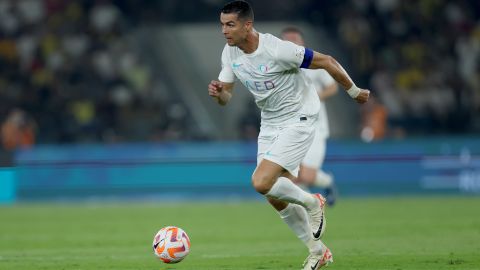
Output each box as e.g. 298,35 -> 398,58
210,45 -> 236,106
208,80 -> 234,106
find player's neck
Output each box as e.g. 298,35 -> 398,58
238,31 -> 259,54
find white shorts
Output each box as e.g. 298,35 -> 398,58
257,117 -> 316,177
302,123 -> 327,169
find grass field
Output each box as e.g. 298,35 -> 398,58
1,196 -> 479,270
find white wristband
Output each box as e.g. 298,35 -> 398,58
347,85 -> 361,98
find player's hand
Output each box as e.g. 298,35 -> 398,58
355,89 -> 370,104
208,80 -> 223,98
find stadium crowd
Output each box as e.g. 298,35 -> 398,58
0,0 -> 192,149
0,0 -> 479,148
311,0 -> 480,137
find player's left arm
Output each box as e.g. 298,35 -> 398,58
307,51 -> 369,104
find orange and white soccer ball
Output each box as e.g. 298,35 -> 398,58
153,226 -> 191,263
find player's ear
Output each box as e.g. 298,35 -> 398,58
244,20 -> 253,31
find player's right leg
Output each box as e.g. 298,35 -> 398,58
255,120 -> 326,240
251,163 -> 326,256
251,159 -> 316,206
302,240 -> 333,270
268,197 -> 324,256
252,159 -> 316,202
252,159 -> 327,240
267,190 -> 331,269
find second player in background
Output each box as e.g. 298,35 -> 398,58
282,27 -> 338,206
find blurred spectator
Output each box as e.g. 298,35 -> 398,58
1,108 -> 36,150
313,0 -> 480,136
360,97 -> 388,142
0,0 -> 196,143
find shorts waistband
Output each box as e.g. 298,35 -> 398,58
261,115 -> 317,128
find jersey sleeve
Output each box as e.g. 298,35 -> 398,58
275,39 -> 307,70
218,45 -> 235,83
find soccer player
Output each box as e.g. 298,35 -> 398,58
208,1 -> 369,269
281,27 -> 339,206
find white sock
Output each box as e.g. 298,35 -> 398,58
279,204 -> 323,254
266,177 -> 317,210
314,170 -> 333,188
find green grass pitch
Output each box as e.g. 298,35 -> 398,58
1,196 -> 479,269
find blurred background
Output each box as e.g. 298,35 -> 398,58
0,0 -> 479,203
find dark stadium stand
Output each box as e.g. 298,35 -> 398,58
0,0 -> 478,144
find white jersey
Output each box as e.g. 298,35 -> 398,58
303,69 -> 335,138
218,33 -> 320,126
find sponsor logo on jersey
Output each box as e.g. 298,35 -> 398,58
245,80 -> 275,92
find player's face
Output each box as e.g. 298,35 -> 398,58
220,13 -> 250,46
281,32 -> 305,46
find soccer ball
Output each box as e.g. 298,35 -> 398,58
153,226 -> 191,263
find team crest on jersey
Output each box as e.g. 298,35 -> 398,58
259,64 -> 269,73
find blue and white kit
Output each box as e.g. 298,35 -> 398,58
218,32 -> 321,176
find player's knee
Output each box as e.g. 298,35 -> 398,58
251,173 -> 273,194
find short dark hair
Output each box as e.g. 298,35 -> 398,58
281,26 -> 304,38
221,1 -> 254,21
